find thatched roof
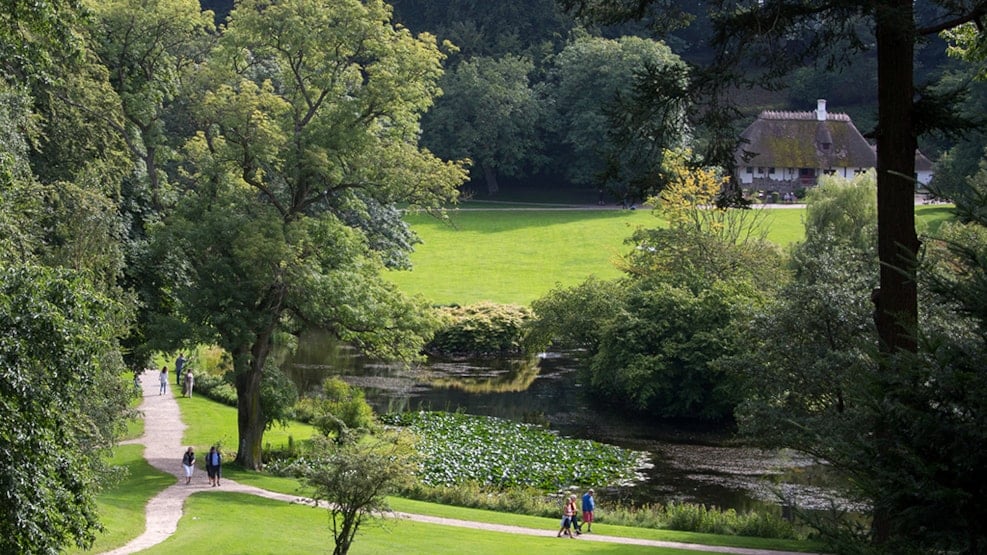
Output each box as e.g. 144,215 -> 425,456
736,108 -> 875,169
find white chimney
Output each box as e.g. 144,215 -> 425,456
816,99 -> 827,121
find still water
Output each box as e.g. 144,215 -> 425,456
282,331 -> 851,513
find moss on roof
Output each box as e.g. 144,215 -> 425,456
736,110 -> 875,169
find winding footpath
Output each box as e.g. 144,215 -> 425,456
103,372 -> 816,555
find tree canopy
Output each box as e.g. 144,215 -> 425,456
161,0 -> 467,468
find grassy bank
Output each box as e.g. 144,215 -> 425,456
85,394 -> 822,553
388,205 -> 953,306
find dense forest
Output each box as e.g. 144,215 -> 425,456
203,0 -> 987,201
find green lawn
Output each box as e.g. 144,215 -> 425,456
176,394 -> 319,451
142,493 -> 704,555
66,445 -> 174,554
83,201 -> 953,553
84,394 -> 822,554
388,205 -> 954,306
388,209 -> 651,305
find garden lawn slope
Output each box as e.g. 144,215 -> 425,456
388,206 -> 952,306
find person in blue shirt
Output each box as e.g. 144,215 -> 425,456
206,446 -> 222,487
581,489 -> 595,532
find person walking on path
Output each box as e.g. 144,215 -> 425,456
557,494 -> 578,538
183,368 -> 194,398
175,353 -> 186,386
181,447 -> 195,485
158,366 -> 168,395
582,489 -> 596,532
206,446 -> 222,487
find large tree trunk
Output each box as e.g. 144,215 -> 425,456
482,163 -> 499,195
875,0 -> 919,354
234,331 -> 274,470
872,0 -> 919,543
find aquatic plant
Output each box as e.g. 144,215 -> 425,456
381,411 -> 646,490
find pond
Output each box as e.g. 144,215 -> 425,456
281,331 -> 854,513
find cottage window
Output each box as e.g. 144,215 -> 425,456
746,166 -> 753,174
768,167 -> 775,175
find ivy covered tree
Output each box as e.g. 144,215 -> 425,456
164,0 -> 467,469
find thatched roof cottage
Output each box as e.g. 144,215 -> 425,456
735,99 -> 933,191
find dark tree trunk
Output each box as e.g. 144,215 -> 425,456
875,0 -> 920,355
482,163 -> 499,195
872,0 -> 919,543
233,330 -> 273,470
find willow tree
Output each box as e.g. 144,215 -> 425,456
170,0 -> 467,469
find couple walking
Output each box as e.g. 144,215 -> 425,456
557,489 -> 595,538
181,446 -> 222,486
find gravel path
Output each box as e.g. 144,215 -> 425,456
101,372 -> 817,554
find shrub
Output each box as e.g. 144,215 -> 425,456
426,302 -> 534,357
392,482 -> 803,540
297,378 -> 377,438
195,373 -> 237,406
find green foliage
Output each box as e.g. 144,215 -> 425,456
297,436 -> 416,555
526,276 -> 627,353
395,483 -> 800,540
547,33 -> 688,194
194,373 -> 239,406
663,503 -> 797,539
296,378 -> 377,439
426,302 -> 534,357
152,0 -> 466,468
803,171 -> 877,251
422,54 -> 545,192
381,411 -> 644,489
260,362 -> 299,430
0,84 -> 41,264
588,279 -> 755,420
527,166 -> 781,420
0,264 -> 131,553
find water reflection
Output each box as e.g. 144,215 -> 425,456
280,330 -> 851,512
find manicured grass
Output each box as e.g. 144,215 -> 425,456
388,209 -> 650,305
389,205 -> 955,306
141,492 -> 723,555
385,498 -> 821,553
177,393 -> 318,451
387,207 -> 808,307
915,204 -> 957,234
175,396 -> 822,552
66,444 -> 174,554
